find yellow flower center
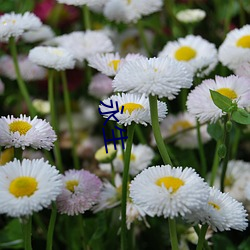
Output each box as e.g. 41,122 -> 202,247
118,153 -> 136,161
9,121 -> 32,135
208,201 -> 220,210
0,148 -> 14,166
174,46 -> 197,61
120,103 -> 144,114
51,48 -> 64,56
216,88 -> 237,99
171,120 -> 192,134
236,35 -> 250,48
155,176 -> 184,193
108,60 -> 121,72
224,176 -> 234,187
66,180 -> 79,192
3,19 -> 16,25
9,176 -> 38,197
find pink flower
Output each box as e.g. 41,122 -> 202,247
56,169 -> 102,215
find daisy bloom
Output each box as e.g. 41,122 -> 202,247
52,31 -> 114,62
187,75 -> 250,123
87,52 -> 145,76
213,160 -> 250,202
130,165 -> 209,218
235,62 -> 250,78
158,35 -> 218,77
125,201 -> 148,229
56,0 -> 105,7
176,9 -> 206,23
32,99 -> 50,115
0,158 -> 62,217
99,93 -> 167,126
116,28 -> 154,56
22,24 -> 55,43
0,114 -> 57,150
186,187 -> 248,232
151,112 -> 211,149
218,25 -> 250,70
0,55 -> 47,81
93,174 -> 122,212
113,57 -> 193,99
88,73 -> 113,99
56,169 -> 102,216
99,144 -> 155,176
95,144 -> 117,163
103,0 -> 163,23
28,46 -> 75,71
0,12 -> 41,42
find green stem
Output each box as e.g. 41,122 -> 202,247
136,20 -> 151,56
121,124 -> 135,250
168,218 -> 179,250
46,203 -> 57,250
14,148 -> 23,160
82,4 -> 91,30
194,226 -> 211,250
149,95 -> 172,165
61,71 -> 80,169
21,216 -> 32,250
9,37 -> 36,117
209,141 -> 221,186
231,126 -> 240,159
196,224 -> 209,250
78,215 -> 88,250
135,125 -> 147,144
220,116 -> 230,192
196,120 -> 207,179
48,70 -> 63,172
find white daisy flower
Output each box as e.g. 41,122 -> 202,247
151,112 -> 210,149
99,144 -> 155,176
0,114 -> 57,150
130,165 -> 209,218
99,93 -> 167,126
52,31 -> 114,62
235,62 -> 250,78
22,24 -> 55,43
0,12 -> 41,42
125,201 -> 148,229
0,158 -> 62,217
0,55 -> 47,81
158,35 -> 218,77
116,28 -> 154,56
187,75 -> 250,123
176,9 -> 206,23
104,0 -> 163,23
93,174 -> 122,212
245,183 -> 250,201
56,0 -> 105,7
87,52 -> 145,76
213,160 -> 250,202
186,187 -> 248,232
28,46 -> 75,71
218,25 -> 250,70
113,57 -> 193,99
32,99 -> 50,115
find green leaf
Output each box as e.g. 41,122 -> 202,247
232,109 -> 250,124
209,89 -> 234,112
207,122 -> 223,141
0,219 -> 23,249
